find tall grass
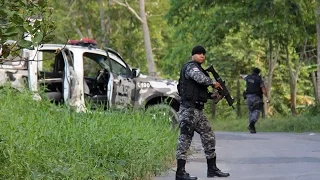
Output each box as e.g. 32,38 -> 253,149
0,87 -> 177,179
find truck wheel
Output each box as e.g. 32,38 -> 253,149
146,104 -> 179,128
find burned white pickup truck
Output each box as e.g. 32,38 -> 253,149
0,38 -> 180,124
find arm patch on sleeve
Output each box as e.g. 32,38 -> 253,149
192,67 -> 200,72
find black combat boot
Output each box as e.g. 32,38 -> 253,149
207,157 -> 230,178
176,159 -> 197,180
247,122 -> 256,133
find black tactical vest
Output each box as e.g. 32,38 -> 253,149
178,61 -> 209,103
245,74 -> 263,97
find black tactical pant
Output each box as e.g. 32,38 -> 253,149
246,94 -> 263,124
176,105 -> 216,160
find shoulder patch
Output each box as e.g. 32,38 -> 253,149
192,67 -> 200,72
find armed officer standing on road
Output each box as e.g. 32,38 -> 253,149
242,68 -> 269,133
176,45 -> 230,180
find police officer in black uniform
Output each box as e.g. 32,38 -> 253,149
242,68 -> 269,133
176,45 -> 230,180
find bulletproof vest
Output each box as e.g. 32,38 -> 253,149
245,74 -> 263,97
178,61 -> 209,103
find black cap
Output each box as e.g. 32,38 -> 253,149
192,45 -> 206,55
252,67 -> 261,74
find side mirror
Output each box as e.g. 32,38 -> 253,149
132,68 -> 140,78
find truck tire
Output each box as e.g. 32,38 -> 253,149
146,104 -> 179,128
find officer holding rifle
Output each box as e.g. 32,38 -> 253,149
176,45 -> 230,180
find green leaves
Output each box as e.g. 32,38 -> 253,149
0,0 -> 55,57
304,64 -> 318,72
33,31 -> 44,45
10,13 -> 24,24
17,39 -> 33,48
2,26 -> 19,37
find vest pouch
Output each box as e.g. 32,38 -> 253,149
198,85 -> 209,102
184,85 -> 195,101
185,84 -> 208,103
199,90 -> 208,101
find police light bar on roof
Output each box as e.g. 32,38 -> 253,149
67,38 -> 97,47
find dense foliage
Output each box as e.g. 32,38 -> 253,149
0,0 -> 55,58
1,0 -> 319,117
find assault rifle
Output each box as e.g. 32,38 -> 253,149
205,65 -> 235,109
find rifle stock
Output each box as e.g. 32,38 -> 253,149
205,65 -> 235,109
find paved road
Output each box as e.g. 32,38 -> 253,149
154,132 -> 320,180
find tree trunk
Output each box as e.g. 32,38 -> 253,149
311,71 -> 319,101
316,0 -> 320,103
111,0 -> 157,75
105,0 -> 111,46
264,38 -> 279,117
285,45 -> 301,115
236,77 -> 241,118
139,0 -> 156,76
289,81 -> 298,115
98,0 -> 110,48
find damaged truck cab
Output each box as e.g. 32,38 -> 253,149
0,39 -> 180,124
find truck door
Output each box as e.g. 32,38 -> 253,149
112,74 -> 134,108
61,50 -> 72,103
106,51 -> 135,109
61,49 -> 86,112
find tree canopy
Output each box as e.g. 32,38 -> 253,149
1,0 -> 319,116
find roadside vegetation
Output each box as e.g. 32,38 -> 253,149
207,102 -> 320,133
0,87 -> 177,180
0,87 -> 319,179
211,115 -> 320,133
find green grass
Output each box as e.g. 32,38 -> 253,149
0,87 -> 178,179
211,115 -> 320,133
1,86 -> 319,179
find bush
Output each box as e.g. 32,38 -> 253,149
300,104 -> 320,116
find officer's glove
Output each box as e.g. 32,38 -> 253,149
209,91 -> 223,104
213,82 -> 223,90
